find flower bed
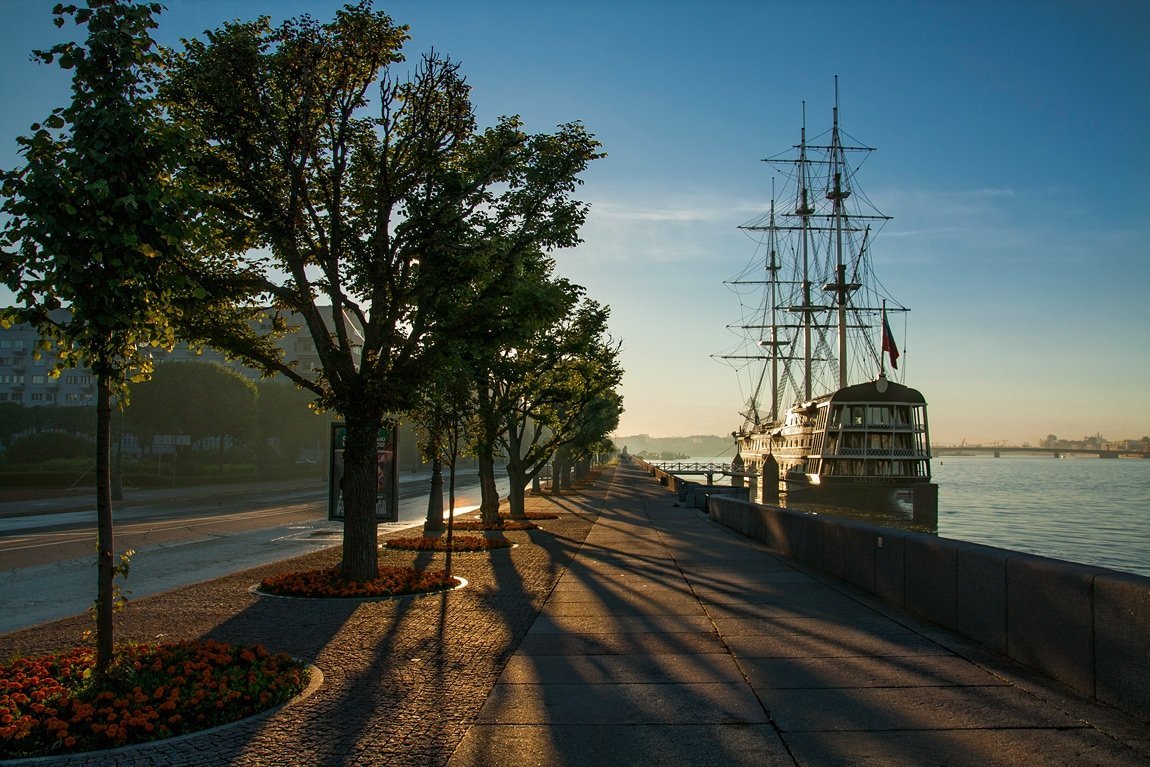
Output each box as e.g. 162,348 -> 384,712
0,640 -> 308,760
384,535 -> 513,552
259,565 -> 458,598
452,519 -> 537,532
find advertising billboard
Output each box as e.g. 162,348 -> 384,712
328,422 -> 398,522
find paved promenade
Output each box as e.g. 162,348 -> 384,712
1,462 -> 1147,765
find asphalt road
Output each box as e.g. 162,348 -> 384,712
0,470 -> 510,635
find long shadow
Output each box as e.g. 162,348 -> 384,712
450,461 -> 792,766
192,474 -> 613,766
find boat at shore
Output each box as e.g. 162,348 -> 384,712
717,82 -> 934,505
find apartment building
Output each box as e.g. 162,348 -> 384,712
0,307 -> 362,405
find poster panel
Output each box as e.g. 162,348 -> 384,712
328,422 -> 398,522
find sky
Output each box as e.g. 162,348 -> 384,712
1,0 -> 1147,447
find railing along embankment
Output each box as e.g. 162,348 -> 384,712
632,457 -> 750,508
696,488 -> 1150,725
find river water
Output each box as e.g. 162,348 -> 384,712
930,455 -> 1150,578
679,453 -> 1150,579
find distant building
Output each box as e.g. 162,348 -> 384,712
1102,439 -> 1147,453
0,307 -> 363,406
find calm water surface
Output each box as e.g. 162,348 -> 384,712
931,455 -> 1150,578
682,453 -> 1150,578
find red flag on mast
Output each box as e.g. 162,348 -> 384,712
882,311 -> 900,370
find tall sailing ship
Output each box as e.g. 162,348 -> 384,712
718,85 -> 933,504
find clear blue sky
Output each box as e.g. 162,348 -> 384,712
2,0 -> 1148,446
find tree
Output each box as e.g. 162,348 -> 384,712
562,389 -> 622,483
488,292 -> 623,517
127,360 -> 257,473
408,351 -> 477,574
0,0 -> 202,676
6,431 -> 95,464
255,378 -> 329,468
163,2 -> 601,580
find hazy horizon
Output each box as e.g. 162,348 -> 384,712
2,1 -> 1147,447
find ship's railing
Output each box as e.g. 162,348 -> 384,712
836,423 -> 927,432
831,448 -> 924,457
645,461 -> 732,475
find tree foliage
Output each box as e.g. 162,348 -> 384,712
6,431 -> 95,464
163,1 -> 603,579
127,360 -> 257,451
0,0 -> 203,676
488,290 -> 623,517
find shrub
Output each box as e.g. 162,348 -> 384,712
5,432 -> 94,465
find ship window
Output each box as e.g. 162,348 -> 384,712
829,406 -> 844,427
867,406 -> 893,426
868,433 -> 891,451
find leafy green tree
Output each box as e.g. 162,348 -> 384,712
408,351 -> 477,574
0,0 -> 207,676
6,431 -> 95,464
489,293 -> 623,517
163,2 -> 601,580
0,403 -> 35,448
255,379 -> 328,468
126,360 -> 257,473
555,389 -> 622,487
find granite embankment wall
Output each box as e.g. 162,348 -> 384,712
636,456 -> 1149,722
700,492 -> 1150,723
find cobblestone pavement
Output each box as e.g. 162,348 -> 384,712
0,471 -> 610,766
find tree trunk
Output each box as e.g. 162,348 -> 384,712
95,374 -> 115,677
506,474 -> 527,519
424,456 -> 444,534
476,388 -> 501,525
478,450 -> 500,524
445,458 -> 456,578
340,415 -> 381,581
553,455 -> 567,493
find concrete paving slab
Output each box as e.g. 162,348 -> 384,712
702,596 -> 886,621
686,575 -> 823,596
448,723 -> 793,767
759,684 -> 1086,731
783,727 -> 1150,767
474,681 -> 769,725
739,653 -> 1011,689
539,598 -> 709,618
712,614 -> 920,636
544,585 -> 700,607
724,630 -> 951,659
527,614 -> 717,635
691,581 -> 856,602
497,653 -> 748,685
516,630 -> 729,657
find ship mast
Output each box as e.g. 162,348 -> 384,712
766,194 -> 780,422
827,77 -> 858,390
797,103 -> 814,401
